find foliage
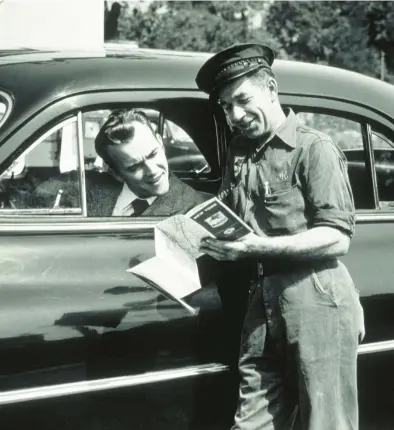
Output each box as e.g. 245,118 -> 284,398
116,1 -> 284,54
365,1 -> 394,70
265,1 -> 381,76
109,1 -> 394,83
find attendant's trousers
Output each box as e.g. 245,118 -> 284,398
231,259 -> 364,430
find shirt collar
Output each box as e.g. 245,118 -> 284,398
273,107 -> 297,148
118,182 -> 157,213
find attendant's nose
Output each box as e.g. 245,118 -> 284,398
231,105 -> 246,123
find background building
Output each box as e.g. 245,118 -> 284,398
0,0 -> 103,50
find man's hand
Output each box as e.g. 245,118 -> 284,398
199,233 -> 263,261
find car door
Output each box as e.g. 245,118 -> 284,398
280,96 -> 394,428
0,91 -> 236,430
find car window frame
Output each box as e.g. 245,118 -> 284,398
0,90 -> 222,222
0,115 -> 86,217
220,92 -> 394,213
372,131 -> 394,150
276,95 -> 388,212
0,90 -> 13,130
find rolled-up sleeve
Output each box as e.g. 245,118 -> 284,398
304,138 -> 355,237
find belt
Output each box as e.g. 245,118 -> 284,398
256,258 -> 339,278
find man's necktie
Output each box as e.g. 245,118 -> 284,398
131,198 -> 149,216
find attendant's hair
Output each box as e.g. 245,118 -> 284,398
249,67 -> 276,87
95,109 -> 157,170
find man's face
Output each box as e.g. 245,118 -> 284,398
108,122 -> 169,198
218,75 -> 277,139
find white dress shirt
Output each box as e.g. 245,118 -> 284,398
112,182 -> 157,216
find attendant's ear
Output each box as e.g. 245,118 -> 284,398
267,78 -> 278,102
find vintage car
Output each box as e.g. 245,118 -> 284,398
0,45 -> 393,430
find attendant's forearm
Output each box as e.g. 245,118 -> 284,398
253,226 -> 350,260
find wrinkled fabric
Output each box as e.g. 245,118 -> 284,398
232,260 -> 363,430
219,109 -> 355,238
220,109 -> 363,430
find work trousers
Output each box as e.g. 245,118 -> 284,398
231,259 -> 364,430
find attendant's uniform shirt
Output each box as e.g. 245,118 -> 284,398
112,182 -> 157,216
219,108 -> 355,240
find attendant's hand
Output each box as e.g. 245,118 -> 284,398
199,232 -> 263,261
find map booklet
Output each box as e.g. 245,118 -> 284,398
127,197 -> 253,314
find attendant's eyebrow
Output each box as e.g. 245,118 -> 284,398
233,92 -> 250,100
219,92 -> 250,106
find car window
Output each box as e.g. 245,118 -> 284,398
0,118 -> 82,214
296,111 -> 374,210
82,108 -> 210,176
371,130 -> 394,206
81,108 -> 211,217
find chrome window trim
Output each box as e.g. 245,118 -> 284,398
358,340 -> 394,355
76,111 -> 87,216
20,116 -> 77,159
356,213 -> 394,223
0,208 -> 81,216
0,363 -> 228,405
363,123 -> 380,209
0,91 -> 13,129
0,212 -> 391,233
0,219 -> 157,233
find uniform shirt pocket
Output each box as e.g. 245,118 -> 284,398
258,183 -> 305,235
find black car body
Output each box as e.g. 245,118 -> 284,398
0,46 -> 393,429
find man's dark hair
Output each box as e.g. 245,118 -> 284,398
95,109 -> 157,171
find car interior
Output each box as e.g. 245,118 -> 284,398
1,103 -> 394,214
0,101 -> 222,215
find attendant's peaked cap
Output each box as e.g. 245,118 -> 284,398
195,43 -> 275,96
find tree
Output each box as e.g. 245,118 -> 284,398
104,1 -> 122,41
366,1 -> 394,72
265,1 -> 381,77
116,1 -> 284,54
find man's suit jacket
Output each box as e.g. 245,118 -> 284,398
31,170 -> 209,217
86,171 -> 209,217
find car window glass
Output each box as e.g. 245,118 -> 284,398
371,130 -> 394,205
0,120 -> 82,214
82,109 -> 210,175
81,108 -> 211,217
296,111 -> 374,210
164,119 -> 210,175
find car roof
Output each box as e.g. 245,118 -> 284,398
1,45 -> 394,139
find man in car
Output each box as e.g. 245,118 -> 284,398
90,108 -> 208,217
196,43 -> 365,430
31,109 -> 208,216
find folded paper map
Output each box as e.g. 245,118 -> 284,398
127,197 -> 252,314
